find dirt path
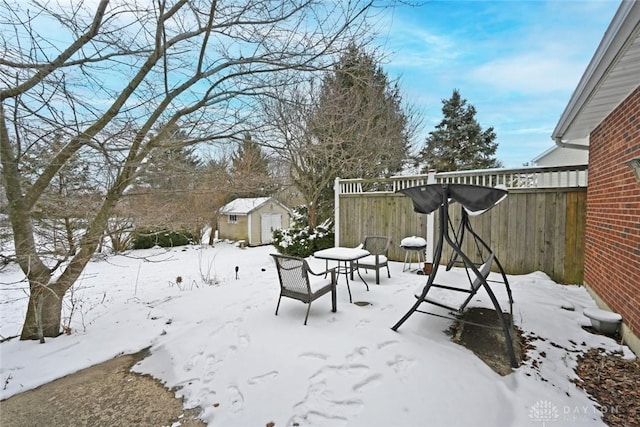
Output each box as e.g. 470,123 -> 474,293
0,350 -> 205,427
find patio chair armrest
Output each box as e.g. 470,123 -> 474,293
308,266 -> 338,286
308,266 -> 337,278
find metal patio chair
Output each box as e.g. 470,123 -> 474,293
271,254 -> 337,325
355,235 -> 391,284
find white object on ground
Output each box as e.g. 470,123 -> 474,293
583,308 -> 622,334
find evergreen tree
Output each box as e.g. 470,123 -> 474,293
229,133 -> 273,197
419,89 -> 502,172
293,44 -> 413,225
311,44 -> 411,180
129,123 -> 204,234
138,124 -> 202,191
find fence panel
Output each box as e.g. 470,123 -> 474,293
338,188 -> 586,284
338,193 -> 425,261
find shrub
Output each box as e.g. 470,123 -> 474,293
132,228 -> 195,249
271,222 -> 334,258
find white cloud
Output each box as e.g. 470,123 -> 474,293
468,52 -> 586,94
375,12 -> 460,70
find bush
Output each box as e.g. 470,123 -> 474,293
131,228 -> 195,249
271,223 -> 334,258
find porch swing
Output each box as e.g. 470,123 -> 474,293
391,183 -> 518,368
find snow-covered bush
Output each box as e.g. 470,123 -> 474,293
271,222 -> 334,258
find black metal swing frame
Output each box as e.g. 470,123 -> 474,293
391,183 -> 518,368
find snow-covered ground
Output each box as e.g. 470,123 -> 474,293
0,243 -> 634,426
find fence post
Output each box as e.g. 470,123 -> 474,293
426,170 -> 437,263
334,177 -> 341,247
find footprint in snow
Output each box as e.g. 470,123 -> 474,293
227,385 -> 245,413
202,355 -> 220,383
247,370 -> 279,385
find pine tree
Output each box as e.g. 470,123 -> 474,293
139,124 -> 202,191
229,133 -> 273,197
128,123 -> 204,235
263,45 -> 417,227
311,44 -> 411,180
419,89 -> 502,172
298,44 -> 412,225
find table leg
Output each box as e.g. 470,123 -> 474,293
349,260 -> 369,292
333,260 -> 353,303
355,268 -> 369,291
330,278 -> 337,312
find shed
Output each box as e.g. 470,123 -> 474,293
218,197 -> 291,246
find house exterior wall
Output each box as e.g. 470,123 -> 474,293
249,201 -> 291,245
218,215 -> 249,241
584,85 -> 640,347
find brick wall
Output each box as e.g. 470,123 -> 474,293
585,85 -> 640,337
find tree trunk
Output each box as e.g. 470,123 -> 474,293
307,202 -> 318,229
20,282 -> 65,341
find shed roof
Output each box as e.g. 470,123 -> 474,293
219,197 -> 291,215
220,197 -> 271,215
551,1 -> 640,148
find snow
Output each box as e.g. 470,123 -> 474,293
0,243 -> 635,426
583,308 -> 622,322
399,236 -> 427,248
313,247 -> 370,261
219,197 -> 272,215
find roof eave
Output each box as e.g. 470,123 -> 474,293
552,0 -> 640,148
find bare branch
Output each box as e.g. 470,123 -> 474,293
0,0 -> 110,100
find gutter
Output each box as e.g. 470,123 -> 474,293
553,136 -> 590,151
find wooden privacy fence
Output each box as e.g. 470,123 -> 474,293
335,165 -> 587,284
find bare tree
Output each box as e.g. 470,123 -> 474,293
121,154 -> 230,245
20,135 -> 100,258
261,81 -> 336,228
0,0 -> 378,340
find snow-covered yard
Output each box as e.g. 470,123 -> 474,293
0,243 -> 634,426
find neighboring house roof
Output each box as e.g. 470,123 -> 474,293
531,144 -> 589,166
220,197 -> 290,215
551,0 -> 640,148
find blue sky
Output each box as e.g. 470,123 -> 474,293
375,0 -> 621,167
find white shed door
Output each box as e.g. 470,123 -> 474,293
261,213 -> 282,244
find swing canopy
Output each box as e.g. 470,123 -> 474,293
398,183 -> 508,215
